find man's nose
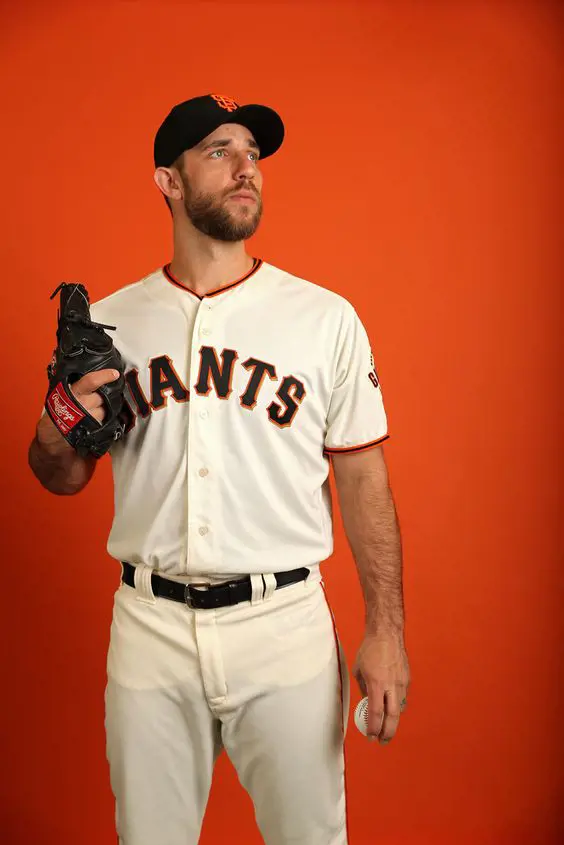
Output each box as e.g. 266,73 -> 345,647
233,153 -> 256,180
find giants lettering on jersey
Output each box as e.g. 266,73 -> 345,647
120,347 -> 306,434
368,351 -> 380,389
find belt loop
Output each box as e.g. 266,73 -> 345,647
250,573 -> 265,605
262,573 -> 277,602
134,563 -> 157,605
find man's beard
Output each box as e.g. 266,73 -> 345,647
182,179 -> 262,242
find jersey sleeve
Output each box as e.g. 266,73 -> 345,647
324,303 -> 389,456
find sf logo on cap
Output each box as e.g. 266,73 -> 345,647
211,94 -> 239,112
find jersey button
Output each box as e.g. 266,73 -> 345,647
201,327 -> 211,336
199,468 -> 209,477
199,410 -> 208,419
199,526 -> 209,536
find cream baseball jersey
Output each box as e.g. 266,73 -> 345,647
89,259 -> 389,578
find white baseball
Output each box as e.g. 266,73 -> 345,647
354,697 -> 384,737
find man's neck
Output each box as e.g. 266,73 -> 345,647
169,221 -> 254,298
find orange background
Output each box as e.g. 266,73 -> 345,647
2,1 -> 562,843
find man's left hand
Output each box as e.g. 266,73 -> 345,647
353,633 -> 410,745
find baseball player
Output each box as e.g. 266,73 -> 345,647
29,93 -> 410,845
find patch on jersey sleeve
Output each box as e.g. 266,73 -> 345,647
369,350 -> 380,389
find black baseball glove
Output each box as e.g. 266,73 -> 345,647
44,282 -> 126,458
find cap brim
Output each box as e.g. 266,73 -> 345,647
224,104 -> 285,159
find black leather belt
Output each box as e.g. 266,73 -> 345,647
121,561 -> 310,609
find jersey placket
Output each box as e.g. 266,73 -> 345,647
187,296 -> 219,576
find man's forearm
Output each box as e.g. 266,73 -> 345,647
337,471 -> 404,637
28,417 -> 96,495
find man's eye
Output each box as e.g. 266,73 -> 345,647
209,149 -> 258,161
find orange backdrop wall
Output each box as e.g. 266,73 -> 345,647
2,1 -> 562,843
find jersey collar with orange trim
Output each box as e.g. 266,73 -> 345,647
162,257 -> 263,301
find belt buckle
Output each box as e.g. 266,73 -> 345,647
184,581 -> 209,609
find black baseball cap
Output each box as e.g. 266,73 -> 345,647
153,93 -> 285,168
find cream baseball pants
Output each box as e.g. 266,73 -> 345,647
104,564 -> 351,845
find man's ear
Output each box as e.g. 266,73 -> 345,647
153,166 -> 184,203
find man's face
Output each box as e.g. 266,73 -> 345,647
177,123 -> 263,242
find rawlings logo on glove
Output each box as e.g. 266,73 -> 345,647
45,282 -> 127,458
